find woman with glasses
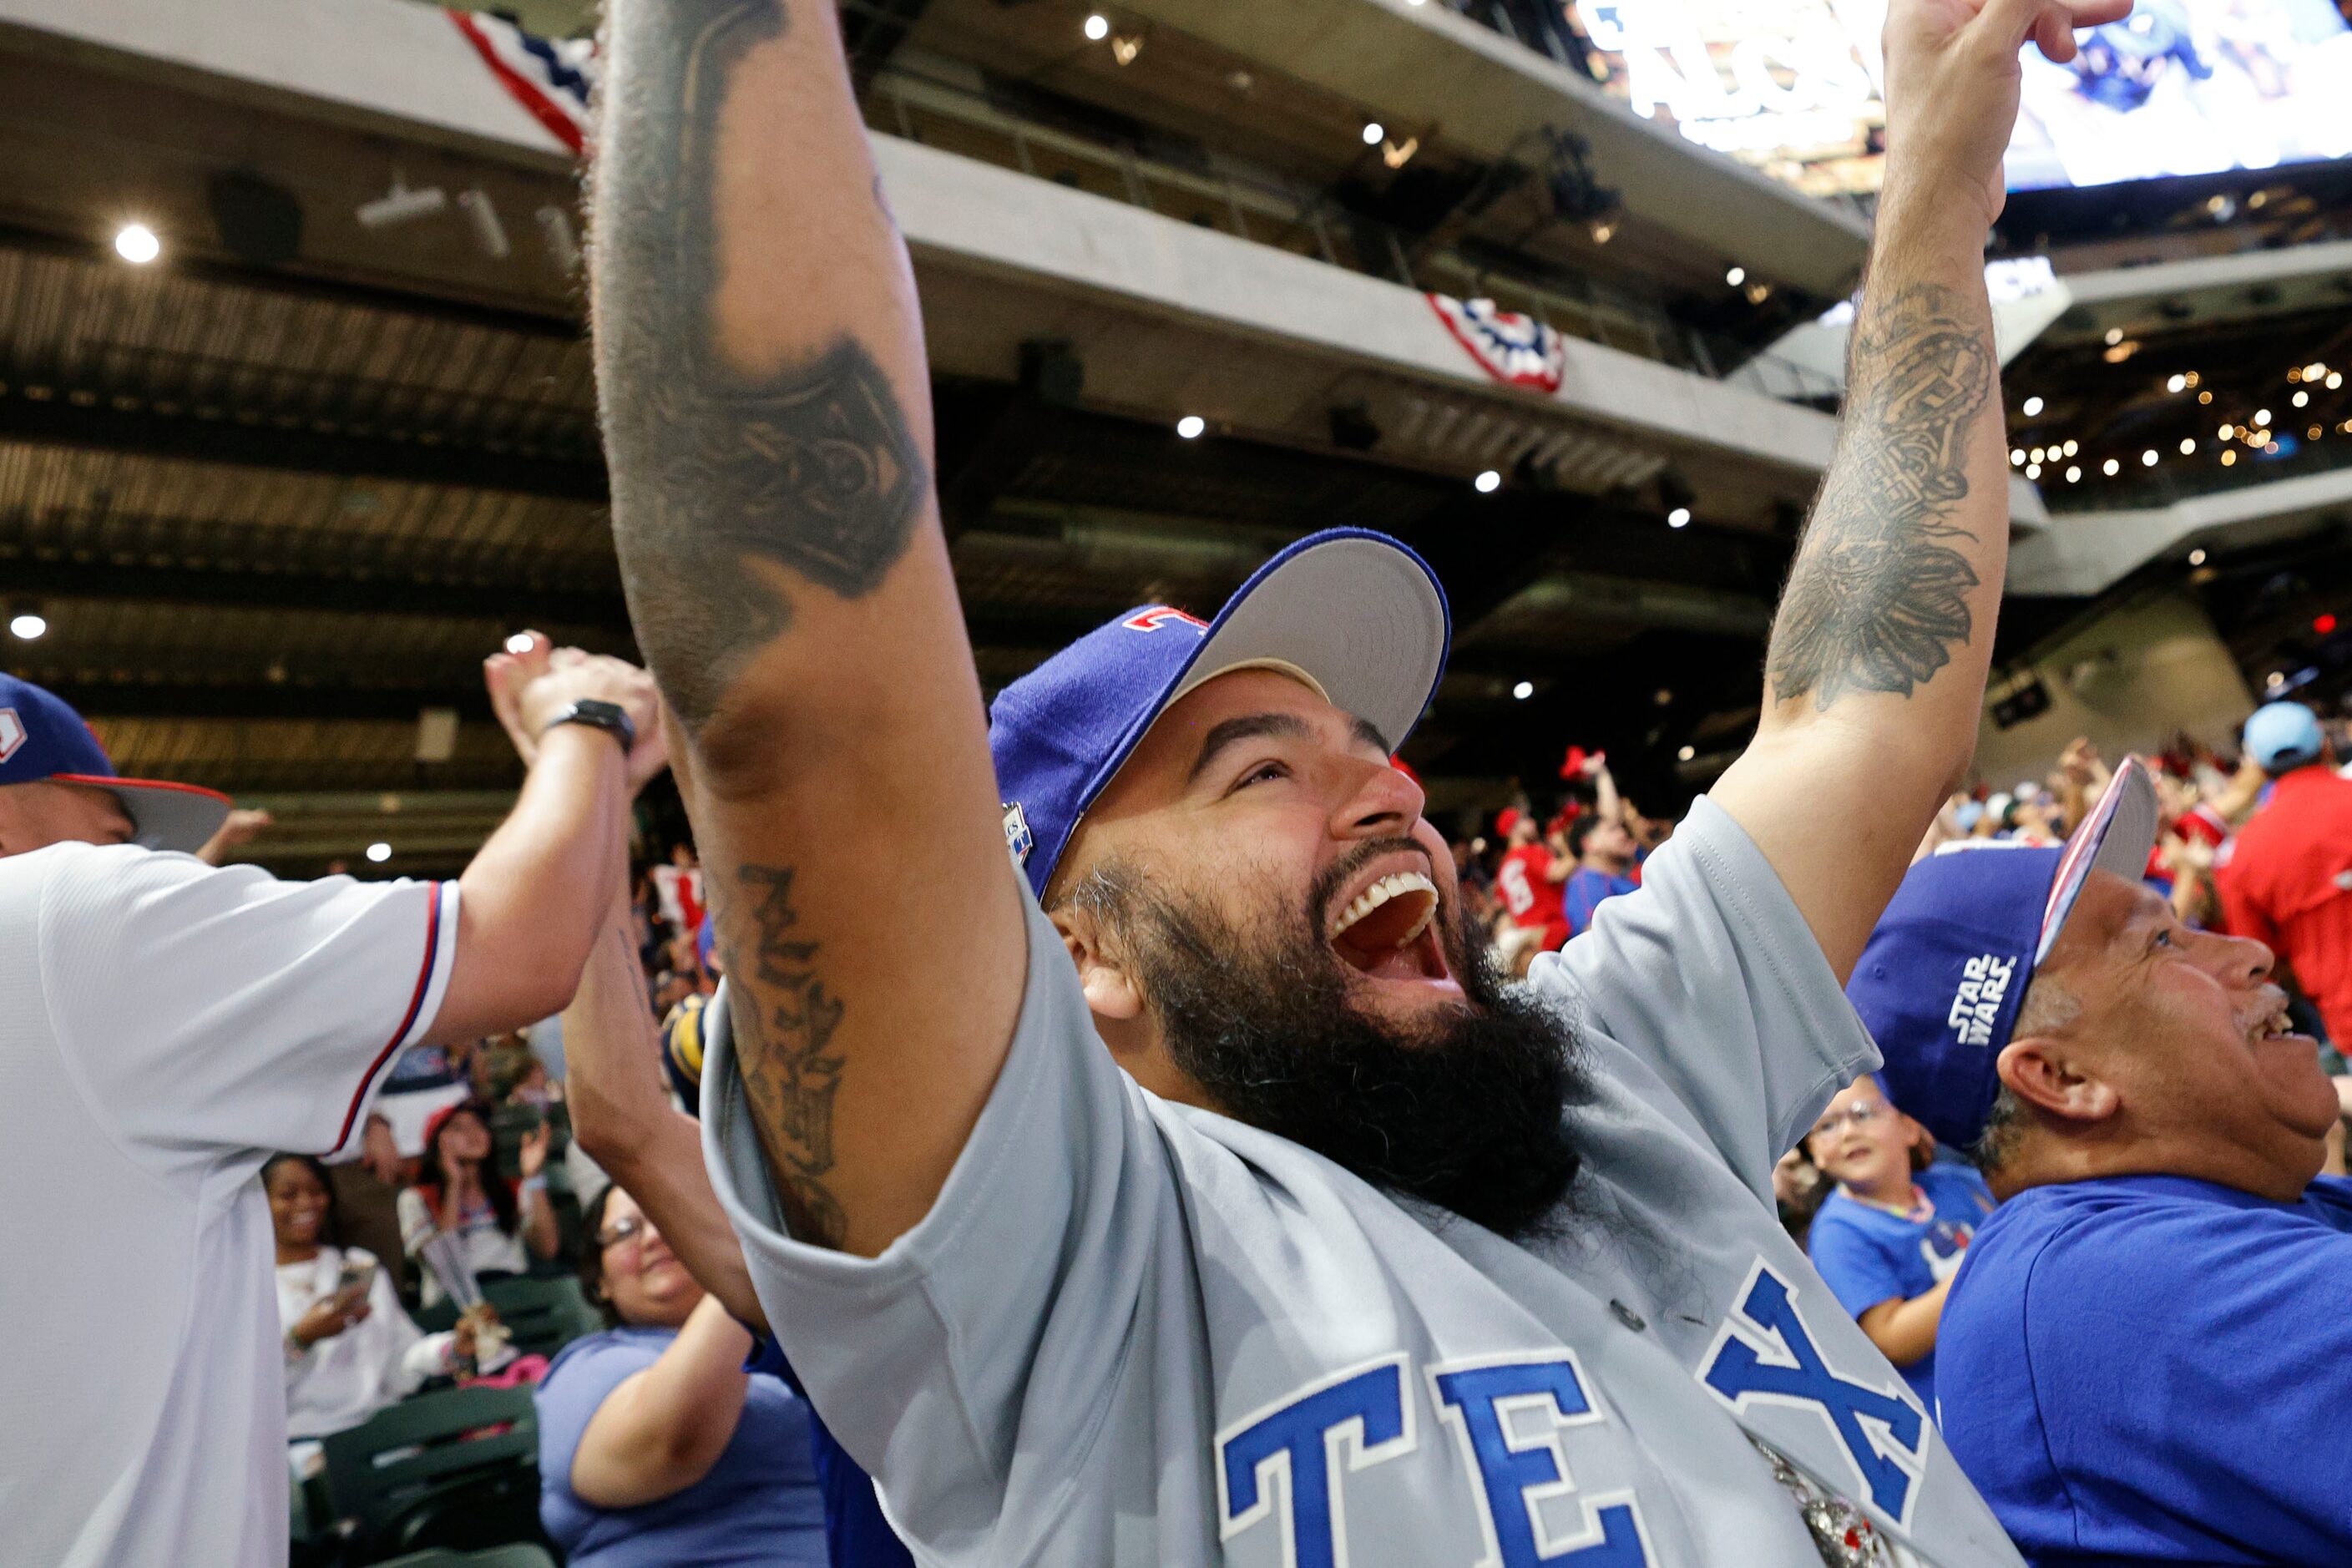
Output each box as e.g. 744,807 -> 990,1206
534,1181 -> 827,1566
1800,1075 -> 1995,1411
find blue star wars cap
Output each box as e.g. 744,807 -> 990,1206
2243,701 -> 2325,772
0,673 -> 232,852
1848,757 -> 2160,1150
988,529 -> 1450,900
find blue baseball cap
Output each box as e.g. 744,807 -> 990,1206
1846,757 -> 2160,1150
0,674 -> 233,852
988,529 -> 1450,900
2243,701 -> 2325,772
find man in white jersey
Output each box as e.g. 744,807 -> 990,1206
0,639 -> 665,1568
586,0 -> 2121,1559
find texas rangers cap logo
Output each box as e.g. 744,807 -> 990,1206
0,707 -> 23,764
1001,802 -> 1034,866
1121,606 -> 1208,634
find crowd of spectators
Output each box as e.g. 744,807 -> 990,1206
18,594 -> 2352,1568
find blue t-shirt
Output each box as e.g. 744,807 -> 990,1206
538,1324 -> 827,1567
1938,1173 -> 2352,1566
1805,1163 -> 1993,1409
747,1335 -> 914,1568
1562,864 -> 1640,935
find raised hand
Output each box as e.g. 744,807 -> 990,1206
518,1120 -> 552,1181
1881,0 -> 2135,230
486,630 -> 671,792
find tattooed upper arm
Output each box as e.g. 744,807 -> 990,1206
1764,283 -> 1993,711
596,0 -> 930,735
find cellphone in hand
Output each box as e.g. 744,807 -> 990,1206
333,1254 -> 378,1302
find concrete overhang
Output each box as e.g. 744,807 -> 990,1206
2010,463 -> 2352,595
0,0 -> 1870,528
1112,0 -> 1873,299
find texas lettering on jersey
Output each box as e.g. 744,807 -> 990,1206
1213,1259 -> 1924,1568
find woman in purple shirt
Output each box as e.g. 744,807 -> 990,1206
537,1183 -> 827,1566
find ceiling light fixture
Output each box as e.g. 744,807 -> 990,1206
1677,745 -> 1697,761
1362,122 -> 1386,146
356,175 -> 447,230
1176,414 -> 1206,439
114,224 -> 159,265
8,602 -> 45,640
1474,469 -> 1501,493
1667,507 -> 1691,529
365,842 -> 392,863
2188,548 -> 2207,565
2021,396 -> 2044,416
1512,680 -> 1535,701
1725,266 -> 1746,286
1084,13 -> 1110,41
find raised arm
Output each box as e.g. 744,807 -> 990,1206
1711,0 -> 2127,979
564,890 -> 766,1329
594,0 -> 1024,1256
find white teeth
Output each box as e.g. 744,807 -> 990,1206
1330,871 -> 1439,941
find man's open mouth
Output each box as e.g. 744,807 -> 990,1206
1327,866 -> 1453,984
2247,991 -> 2306,1045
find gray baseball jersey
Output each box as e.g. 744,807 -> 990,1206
702,800 -> 2024,1567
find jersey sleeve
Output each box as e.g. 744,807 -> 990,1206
1527,797 -> 1876,1200
2018,1193 -> 2352,1563
1805,1204 -> 1908,1318
37,845 -> 459,1163
701,882 -> 1173,1551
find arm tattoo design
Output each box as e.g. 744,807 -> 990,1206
597,0 -> 928,732
718,864 -> 847,1247
1766,281 -> 1992,709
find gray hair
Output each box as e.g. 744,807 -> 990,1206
1968,971 -> 2077,1175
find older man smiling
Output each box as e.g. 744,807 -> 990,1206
1854,757 -> 2351,1566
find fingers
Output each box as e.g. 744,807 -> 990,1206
2033,7 -> 2077,63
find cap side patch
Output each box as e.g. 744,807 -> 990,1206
1002,802 -> 1034,867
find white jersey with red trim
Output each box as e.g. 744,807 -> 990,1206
0,842 -> 459,1568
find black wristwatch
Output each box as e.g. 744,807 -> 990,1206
543,698 -> 637,754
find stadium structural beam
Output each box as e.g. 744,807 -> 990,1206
0,390 -> 610,502
2,554 -> 631,630
32,680 -> 496,723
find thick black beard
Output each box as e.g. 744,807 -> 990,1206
1106,842 -> 1586,1240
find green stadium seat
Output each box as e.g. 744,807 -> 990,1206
319,1385 -> 543,1562
481,1274 -> 603,1358
374,1547 -> 557,1568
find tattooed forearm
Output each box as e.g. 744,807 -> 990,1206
1766,281 -> 1993,709
595,0 -> 928,732
716,864 -> 847,1246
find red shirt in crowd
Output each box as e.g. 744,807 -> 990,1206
1495,843 -> 1563,931
2215,765 -> 2352,1047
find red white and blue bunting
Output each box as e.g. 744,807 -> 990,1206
448,10 -> 599,159
1426,293 -> 1565,393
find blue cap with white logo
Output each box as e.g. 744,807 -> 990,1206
988,529 -> 1450,900
0,673 -> 233,852
2243,701 -> 2325,772
1847,756 -> 2159,1150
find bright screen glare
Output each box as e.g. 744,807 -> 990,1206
1560,0 -> 2352,195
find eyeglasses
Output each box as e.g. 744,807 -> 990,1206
1808,1100 -> 1889,1142
595,1214 -> 652,1252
